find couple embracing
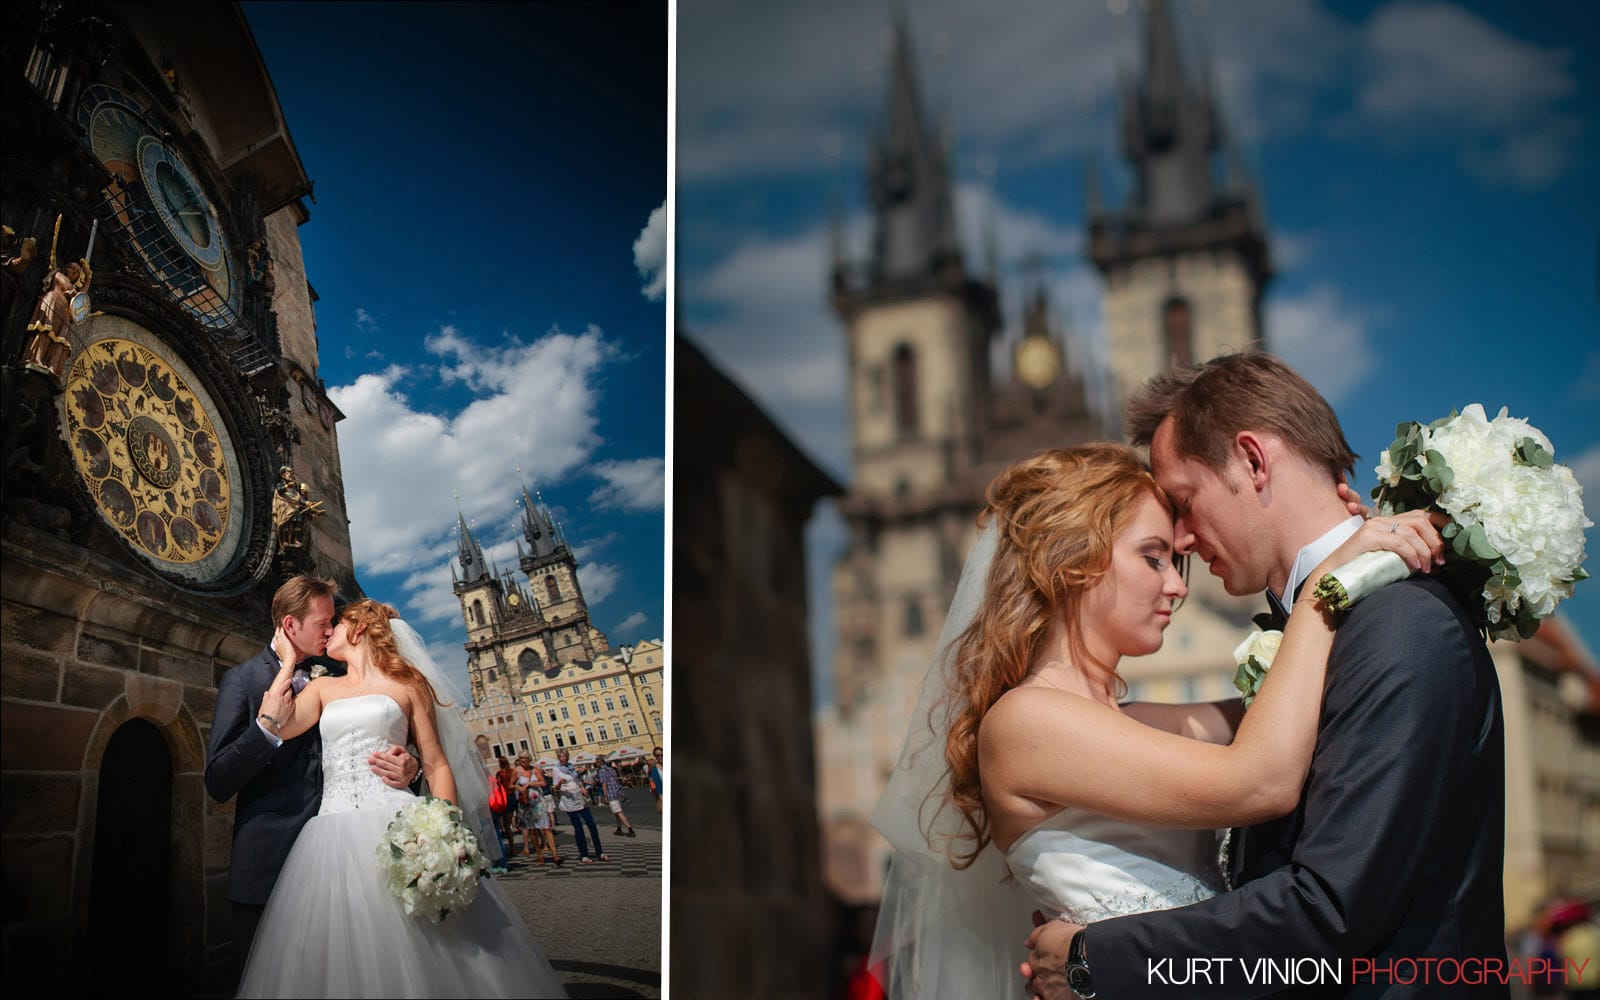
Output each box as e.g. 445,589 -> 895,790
204,576 -> 568,997
872,352 -> 1507,999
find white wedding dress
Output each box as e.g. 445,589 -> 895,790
238,694 -> 567,998
1005,807 -> 1222,923
871,525 -> 1226,997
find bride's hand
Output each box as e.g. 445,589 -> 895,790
1312,509 -> 1447,583
1336,476 -> 1370,518
271,627 -> 297,671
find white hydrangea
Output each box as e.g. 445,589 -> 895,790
1372,404 -> 1590,637
375,796 -> 488,924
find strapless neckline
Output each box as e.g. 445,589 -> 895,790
1004,805 -> 1223,923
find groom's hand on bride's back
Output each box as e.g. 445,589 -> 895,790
1021,912 -> 1082,1000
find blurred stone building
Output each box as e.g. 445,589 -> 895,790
673,334 -> 842,999
1495,620 -> 1600,926
814,0 -> 1273,903
1,2 -> 352,991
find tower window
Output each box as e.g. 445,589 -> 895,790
488,669 -> 496,682
1161,296 -> 1194,369
546,575 -> 560,604
892,343 -> 919,438
472,599 -> 483,625
904,597 -> 924,637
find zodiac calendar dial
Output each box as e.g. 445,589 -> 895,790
62,331 -> 242,575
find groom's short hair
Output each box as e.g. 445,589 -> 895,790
1125,351 -> 1357,481
270,574 -> 338,627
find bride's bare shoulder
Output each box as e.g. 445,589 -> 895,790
979,686 -> 1110,755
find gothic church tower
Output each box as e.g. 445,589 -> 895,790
1089,0 -> 1272,424
456,486 -> 611,763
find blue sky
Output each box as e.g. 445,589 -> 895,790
677,0 -> 1600,706
244,2 -> 667,696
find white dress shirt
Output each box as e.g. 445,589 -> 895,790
1279,515 -> 1364,616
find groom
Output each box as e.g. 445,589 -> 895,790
204,575 -> 419,973
1025,353 -> 1506,998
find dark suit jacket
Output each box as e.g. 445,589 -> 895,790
1090,576 -> 1508,998
204,646 -> 322,906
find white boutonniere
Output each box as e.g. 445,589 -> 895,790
1233,629 -> 1283,709
309,663 -> 330,680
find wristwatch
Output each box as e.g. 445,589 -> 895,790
1066,929 -> 1095,998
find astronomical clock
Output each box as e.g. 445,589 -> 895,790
4,49 -> 281,596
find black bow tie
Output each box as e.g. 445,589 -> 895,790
1253,589 -> 1290,632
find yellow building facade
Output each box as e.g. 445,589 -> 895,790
520,638 -> 665,757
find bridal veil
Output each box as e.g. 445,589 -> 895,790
869,524 -> 1035,997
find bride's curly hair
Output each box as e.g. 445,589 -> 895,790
938,443 -> 1167,868
339,599 -> 450,708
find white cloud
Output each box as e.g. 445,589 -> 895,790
578,563 -> 621,605
634,202 -> 667,302
1354,2 -> 1582,188
570,532 -> 619,563
614,611 -> 648,633
589,458 -> 665,512
1266,284 -> 1380,404
1570,445 -> 1600,524
329,326 -> 611,579
678,0 -> 1350,183
356,307 -> 380,333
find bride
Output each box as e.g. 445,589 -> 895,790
237,599 -> 568,998
870,443 -> 1441,998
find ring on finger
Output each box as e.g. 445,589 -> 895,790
1389,521 -> 1398,534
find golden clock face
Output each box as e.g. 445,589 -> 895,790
61,321 -> 245,577
1015,335 -> 1062,390
509,591 -> 521,606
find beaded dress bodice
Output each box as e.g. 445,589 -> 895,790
315,694 -> 413,816
1005,806 -> 1224,923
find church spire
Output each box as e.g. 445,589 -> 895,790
1119,0 -> 1219,226
455,497 -> 489,585
516,469 -> 566,561
867,13 -> 962,284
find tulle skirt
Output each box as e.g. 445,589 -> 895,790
238,804 -> 567,998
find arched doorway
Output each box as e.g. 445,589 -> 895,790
88,718 -> 172,992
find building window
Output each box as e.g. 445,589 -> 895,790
518,647 -> 542,678
585,682 -> 594,693
543,691 -> 552,702
555,733 -> 564,748
904,597 -> 924,636
599,722 -> 612,740
472,599 -> 483,625
892,342 -> 919,438
651,713 -> 661,731
487,669 -> 496,682
535,711 -> 544,724
644,689 -> 656,708
1162,296 -> 1194,369
567,729 -> 577,746
584,726 -> 595,743
590,700 -> 599,715
541,734 -> 551,751
560,706 -> 570,721
626,718 -> 639,736
578,703 -> 587,717
492,744 -> 502,759
519,740 -> 529,753
546,575 -> 560,604
620,694 -> 630,709
604,696 -> 615,711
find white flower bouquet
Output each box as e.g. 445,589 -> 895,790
1232,629 -> 1283,708
1313,404 -> 1590,639
374,795 -> 489,924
